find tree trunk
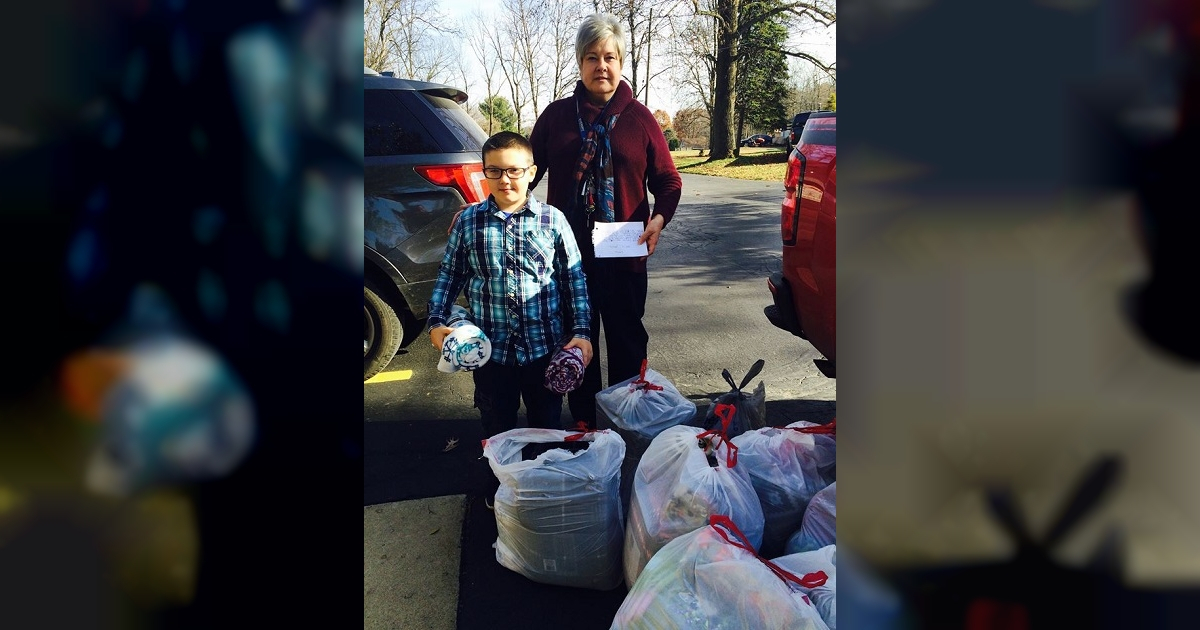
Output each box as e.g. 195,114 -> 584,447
734,102 -> 745,159
708,0 -> 738,161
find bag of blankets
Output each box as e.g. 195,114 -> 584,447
773,544 -> 837,629
733,419 -> 836,557
700,360 -> 767,438
786,481 -> 836,555
596,359 -> 697,511
482,427 -> 626,590
622,404 -> 763,588
612,515 -> 831,630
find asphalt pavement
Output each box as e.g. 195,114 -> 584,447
364,173 -> 836,630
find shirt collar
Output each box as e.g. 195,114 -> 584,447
486,194 -> 542,219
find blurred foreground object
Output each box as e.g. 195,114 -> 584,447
61,348 -> 133,423
57,284 -> 259,498
884,456 -> 1126,629
81,334 -> 256,497
1108,0 -> 1200,364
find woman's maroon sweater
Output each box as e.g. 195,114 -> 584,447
530,80 -> 682,273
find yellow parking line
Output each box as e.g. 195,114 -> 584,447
365,369 -> 413,384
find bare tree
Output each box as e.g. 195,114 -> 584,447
482,6 -> 534,132
465,11 -> 504,132
548,0 -> 590,101
588,0 -> 665,105
364,0 -> 461,82
674,106 -> 711,148
789,58 -> 835,113
365,0 -> 831,147
636,2 -> 690,105
364,0 -> 397,73
668,5 -> 719,122
503,0 -> 551,121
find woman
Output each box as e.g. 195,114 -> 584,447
529,13 -> 683,429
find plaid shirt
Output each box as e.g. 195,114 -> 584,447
427,195 -> 591,366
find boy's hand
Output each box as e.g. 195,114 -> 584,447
565,337 -> 593,367
637,214 -> 665,258
430,325 -> 454,350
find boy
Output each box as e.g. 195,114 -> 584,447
427,131 -> 593,438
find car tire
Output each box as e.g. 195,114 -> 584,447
364,281 -> 403,380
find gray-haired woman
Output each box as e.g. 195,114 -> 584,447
529,13 -> 683,429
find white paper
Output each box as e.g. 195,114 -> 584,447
592,222 -> 648,258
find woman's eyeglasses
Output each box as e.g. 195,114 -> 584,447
483,166 -> 532,179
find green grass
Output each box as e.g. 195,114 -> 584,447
671,146 -> 790,181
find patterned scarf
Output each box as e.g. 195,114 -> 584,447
574,95 -> 620,223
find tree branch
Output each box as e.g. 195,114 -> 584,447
781,50 -> 835,77
738,1 -> 836,37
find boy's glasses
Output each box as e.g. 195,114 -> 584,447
483,166 -> 531,179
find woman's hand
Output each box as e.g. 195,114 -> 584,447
565,337 -> 594,367
638,214 -> 665,257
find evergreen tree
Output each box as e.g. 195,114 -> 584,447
477,95 -> 518,134
734,4 -> 790,147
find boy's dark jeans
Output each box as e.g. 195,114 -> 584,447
472,353 -> 563,439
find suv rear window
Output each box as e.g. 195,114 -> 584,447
420,91 -> 488,152
365,90 -> 437,156
364,89 -> 488,157
799,114 -> 835,146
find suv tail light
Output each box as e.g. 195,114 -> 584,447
414,163 -> 487,204
781,149 -> 805,245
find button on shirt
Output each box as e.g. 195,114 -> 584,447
427,196 -> 591,366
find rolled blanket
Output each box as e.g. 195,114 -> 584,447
437,324 -> 491,373
446,304 -> 473,327
543,346 -> 585,394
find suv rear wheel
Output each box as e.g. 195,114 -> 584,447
364,279 -> 403,380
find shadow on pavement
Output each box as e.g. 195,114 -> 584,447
364,419 -> 489,506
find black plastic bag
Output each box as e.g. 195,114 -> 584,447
703,359 -> 766,438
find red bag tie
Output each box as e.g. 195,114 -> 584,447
708,515 -> 828,590
564,420 -> 598,442
697,403 -> 739,467
630,358 -> 664,392
793,418 -> 836,436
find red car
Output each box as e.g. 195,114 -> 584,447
766,112 -> 836,377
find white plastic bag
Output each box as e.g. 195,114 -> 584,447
774,545 -> 837,629
612,515 -> 831,630
596,359 -> 697,439
596,359 -> 698,510
786,482 -> 836,555
786,419 -> 837,484
622,412 -> 764,588
482,427 -> 626,590
733,422 -> 835,557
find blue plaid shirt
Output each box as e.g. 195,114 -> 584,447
427,195 -> 591,366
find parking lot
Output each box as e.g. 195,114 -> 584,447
364,173 -> 836,629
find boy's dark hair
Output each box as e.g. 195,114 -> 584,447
482,131 -> 533,161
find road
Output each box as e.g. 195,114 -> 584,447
364,173 -> 836,630
365,173 -> 835,423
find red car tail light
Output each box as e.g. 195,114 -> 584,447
781,149 -> 805,245
414,163 -> 487,204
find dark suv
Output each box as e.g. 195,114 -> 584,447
788,110 -> 833,147
364,68 -> 489,380
766,111 -> 836,377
